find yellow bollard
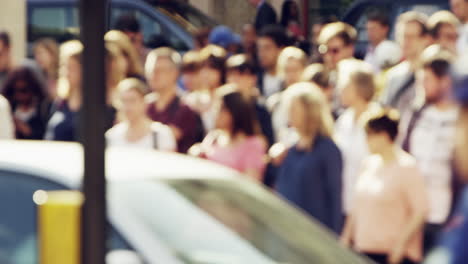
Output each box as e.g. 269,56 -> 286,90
34,190 -> 84,264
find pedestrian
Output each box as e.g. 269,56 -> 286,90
184,45 -> 227,132
334,59 -> 379,216
427,11 -> 460,54
106,78 -> 176,151
424,52 -> 468,264
105,30 -> 145,80
301,63 -> 333,105
450,0 -> 468,53
190,84 -> 267,181
2,66 -> 51,139
341,108 -> 427,264
317,22 -> 356,71
249,0 -> 277,33
241,23 -> 259,67
114,14 -> 149,65
380,11 -> 430,118
145,47 -> 204,153
275,82 -> 343,234
226,53 -> 274,146
256,25 -> 289,98
400,45 -> 458,253
180,50 -> 202,93
280,0 -> 303,40
364,10 -> 399,73
0,94 -> 14,139
268,46 -> 307,143
0,31 -> 12,91
33,38 -> 59,100
44,40 -> 83,141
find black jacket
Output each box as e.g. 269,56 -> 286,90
255,2 -> 277,32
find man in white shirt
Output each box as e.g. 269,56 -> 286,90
450,0 -> 468,53
0,95 -> 14,139
364,10 -> 394,72
400,45 -> 458,253
381,11 -> 431,118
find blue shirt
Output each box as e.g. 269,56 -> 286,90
276,136 -> 343,234
44,101 -> 78,141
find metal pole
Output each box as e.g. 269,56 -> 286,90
79,0 -> 107,263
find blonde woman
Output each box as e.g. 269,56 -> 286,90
33,38 -> 59,99
268,46 -> 307,142
275,82 -> 343,234
104,30 -> 144,79
106,78 -> 176,151
44,40 -> 83,141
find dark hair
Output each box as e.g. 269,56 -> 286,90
258,25 -> 290,48
0,31 -> 10,47
194,27 -> 212,49
420,45 -> 453,78
2,66 -> 48,107
200,45 -> 227,84
280,0 -> 300,27
226,54 -> 258,75
365,109 -> 400,141
367,10 -> 390,28
114,15 -> 141,33
181,51 -> 202,73
219,85 -> 257,136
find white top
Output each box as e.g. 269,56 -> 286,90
334,108 -> 370,214
263,73 -> 282,99
106,122 -> 176,151
408,105 -> 459,224
0,95 -> 14,139
457,24 -> 468,55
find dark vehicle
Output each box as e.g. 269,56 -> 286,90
342,0 -> 449,58
145,0 -> 218,33
27,0 -> 218,53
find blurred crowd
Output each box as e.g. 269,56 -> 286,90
1,0 -> 468,263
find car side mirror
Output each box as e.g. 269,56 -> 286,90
106,250 -> 144,264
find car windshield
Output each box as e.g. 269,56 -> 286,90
110,178 -> 370,264
151,2 -> 218,33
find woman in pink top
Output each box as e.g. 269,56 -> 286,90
341,109 -> 428,264
190,84 -> 267,181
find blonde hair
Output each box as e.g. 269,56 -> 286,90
57,40 -> 83,99
276,46 -> 307,80
284,82 -> 334,138
105,30 -> 144,77
117,77 -> 148,96
34,38 -> 59,80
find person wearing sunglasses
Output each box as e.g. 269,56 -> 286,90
317,22 -> 357,71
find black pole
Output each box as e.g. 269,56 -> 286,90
79,0 -> 107,263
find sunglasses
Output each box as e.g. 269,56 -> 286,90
318,44 -> 343,55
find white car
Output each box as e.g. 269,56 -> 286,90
0,140 -> 370,264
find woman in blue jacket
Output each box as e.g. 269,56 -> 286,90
275,82 -> 343,234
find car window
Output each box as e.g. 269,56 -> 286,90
29,6 -> 78,43
112,179 -> 370,264
0,170 -> 131,263
110,6 -> 189,51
